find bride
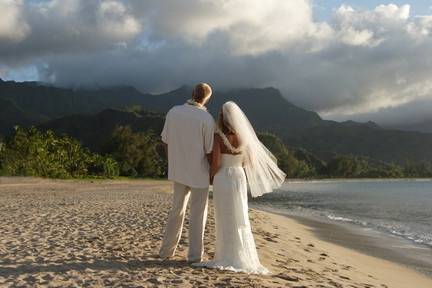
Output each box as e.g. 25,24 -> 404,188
194,101 -> 286,274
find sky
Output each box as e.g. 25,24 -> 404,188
1,0 -> 432,126
314,0 -> 431,20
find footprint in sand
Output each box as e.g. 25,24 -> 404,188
264,237 -> 278,243
276,273 -> 301,282
323,267 -> 338,273
327,280 -> 344,288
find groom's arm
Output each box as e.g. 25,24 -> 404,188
203,118 -> 215,166
161,111 -> 170,155
210,134 -> 221,184
206,152 -> 212,165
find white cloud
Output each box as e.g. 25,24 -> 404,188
0,0 -> 142,66
0,0 -> 30,42
407,16 -> 432,37
337,26 -> 375,46
97,0 -> 141,40
130,0 -> 329,55
375,4 -> 410,20
33,0 -> 142,42
331,4 -> 414,47
312,3 -> 432,118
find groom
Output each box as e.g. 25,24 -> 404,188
159,83 -> 215,262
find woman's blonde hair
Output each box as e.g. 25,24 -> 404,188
217,108 -> 235,135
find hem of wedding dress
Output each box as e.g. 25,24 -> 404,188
191,261 -> 270,275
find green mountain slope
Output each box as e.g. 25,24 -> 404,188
38,109 -> 164,152
0,97 -> 45,135
388,120 -> 432,134
0,79 -> 152,119
285,125 -> 432,164
2,78 -> 432,165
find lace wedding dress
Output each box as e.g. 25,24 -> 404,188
195,153 -> 269,274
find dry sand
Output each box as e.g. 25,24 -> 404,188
0,177 -> 431,287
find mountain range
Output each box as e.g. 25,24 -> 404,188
1,78 -> 432,164
388,120 -> 432,134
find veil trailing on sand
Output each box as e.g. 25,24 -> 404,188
221,101 -> 286,197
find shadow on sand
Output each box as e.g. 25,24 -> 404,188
0,258 -> 191,278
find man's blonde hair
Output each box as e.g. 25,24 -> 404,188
192,83 -> 212,102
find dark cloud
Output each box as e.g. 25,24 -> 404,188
1,1 -> 432,125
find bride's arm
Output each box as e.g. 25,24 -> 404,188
210,134 -> 222,184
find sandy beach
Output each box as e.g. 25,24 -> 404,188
0,177 -> 431,288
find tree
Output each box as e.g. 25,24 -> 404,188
102,125 -> 166,178
0,127 -> 119,178
258,133 -> 316,178
326,156 -> 364,178
403,161 -> 432,178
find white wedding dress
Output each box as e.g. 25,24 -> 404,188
193,101 -> 285,274
195,153 -> 269,274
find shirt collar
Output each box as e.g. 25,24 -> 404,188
186,99 -> 207,111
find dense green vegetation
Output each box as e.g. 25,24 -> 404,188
258,133 -> 316,178
101,126 -> 166,178
258,133 -> 432,179
0,126 -> 431,179
0,127 -> 119,178
325,156 -> 404,178
0,126 -> 165,179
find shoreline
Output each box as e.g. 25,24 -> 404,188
285,178 -> 432,183
1,177 -> 431,287
254,205 -> 432,277
252,208 -> 432,288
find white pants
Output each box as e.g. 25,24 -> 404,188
159,182 -> 209,261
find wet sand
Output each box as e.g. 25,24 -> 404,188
288,214 -> 432,277
0,177 -> 431,287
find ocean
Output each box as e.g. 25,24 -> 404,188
251,179 -> 432,275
